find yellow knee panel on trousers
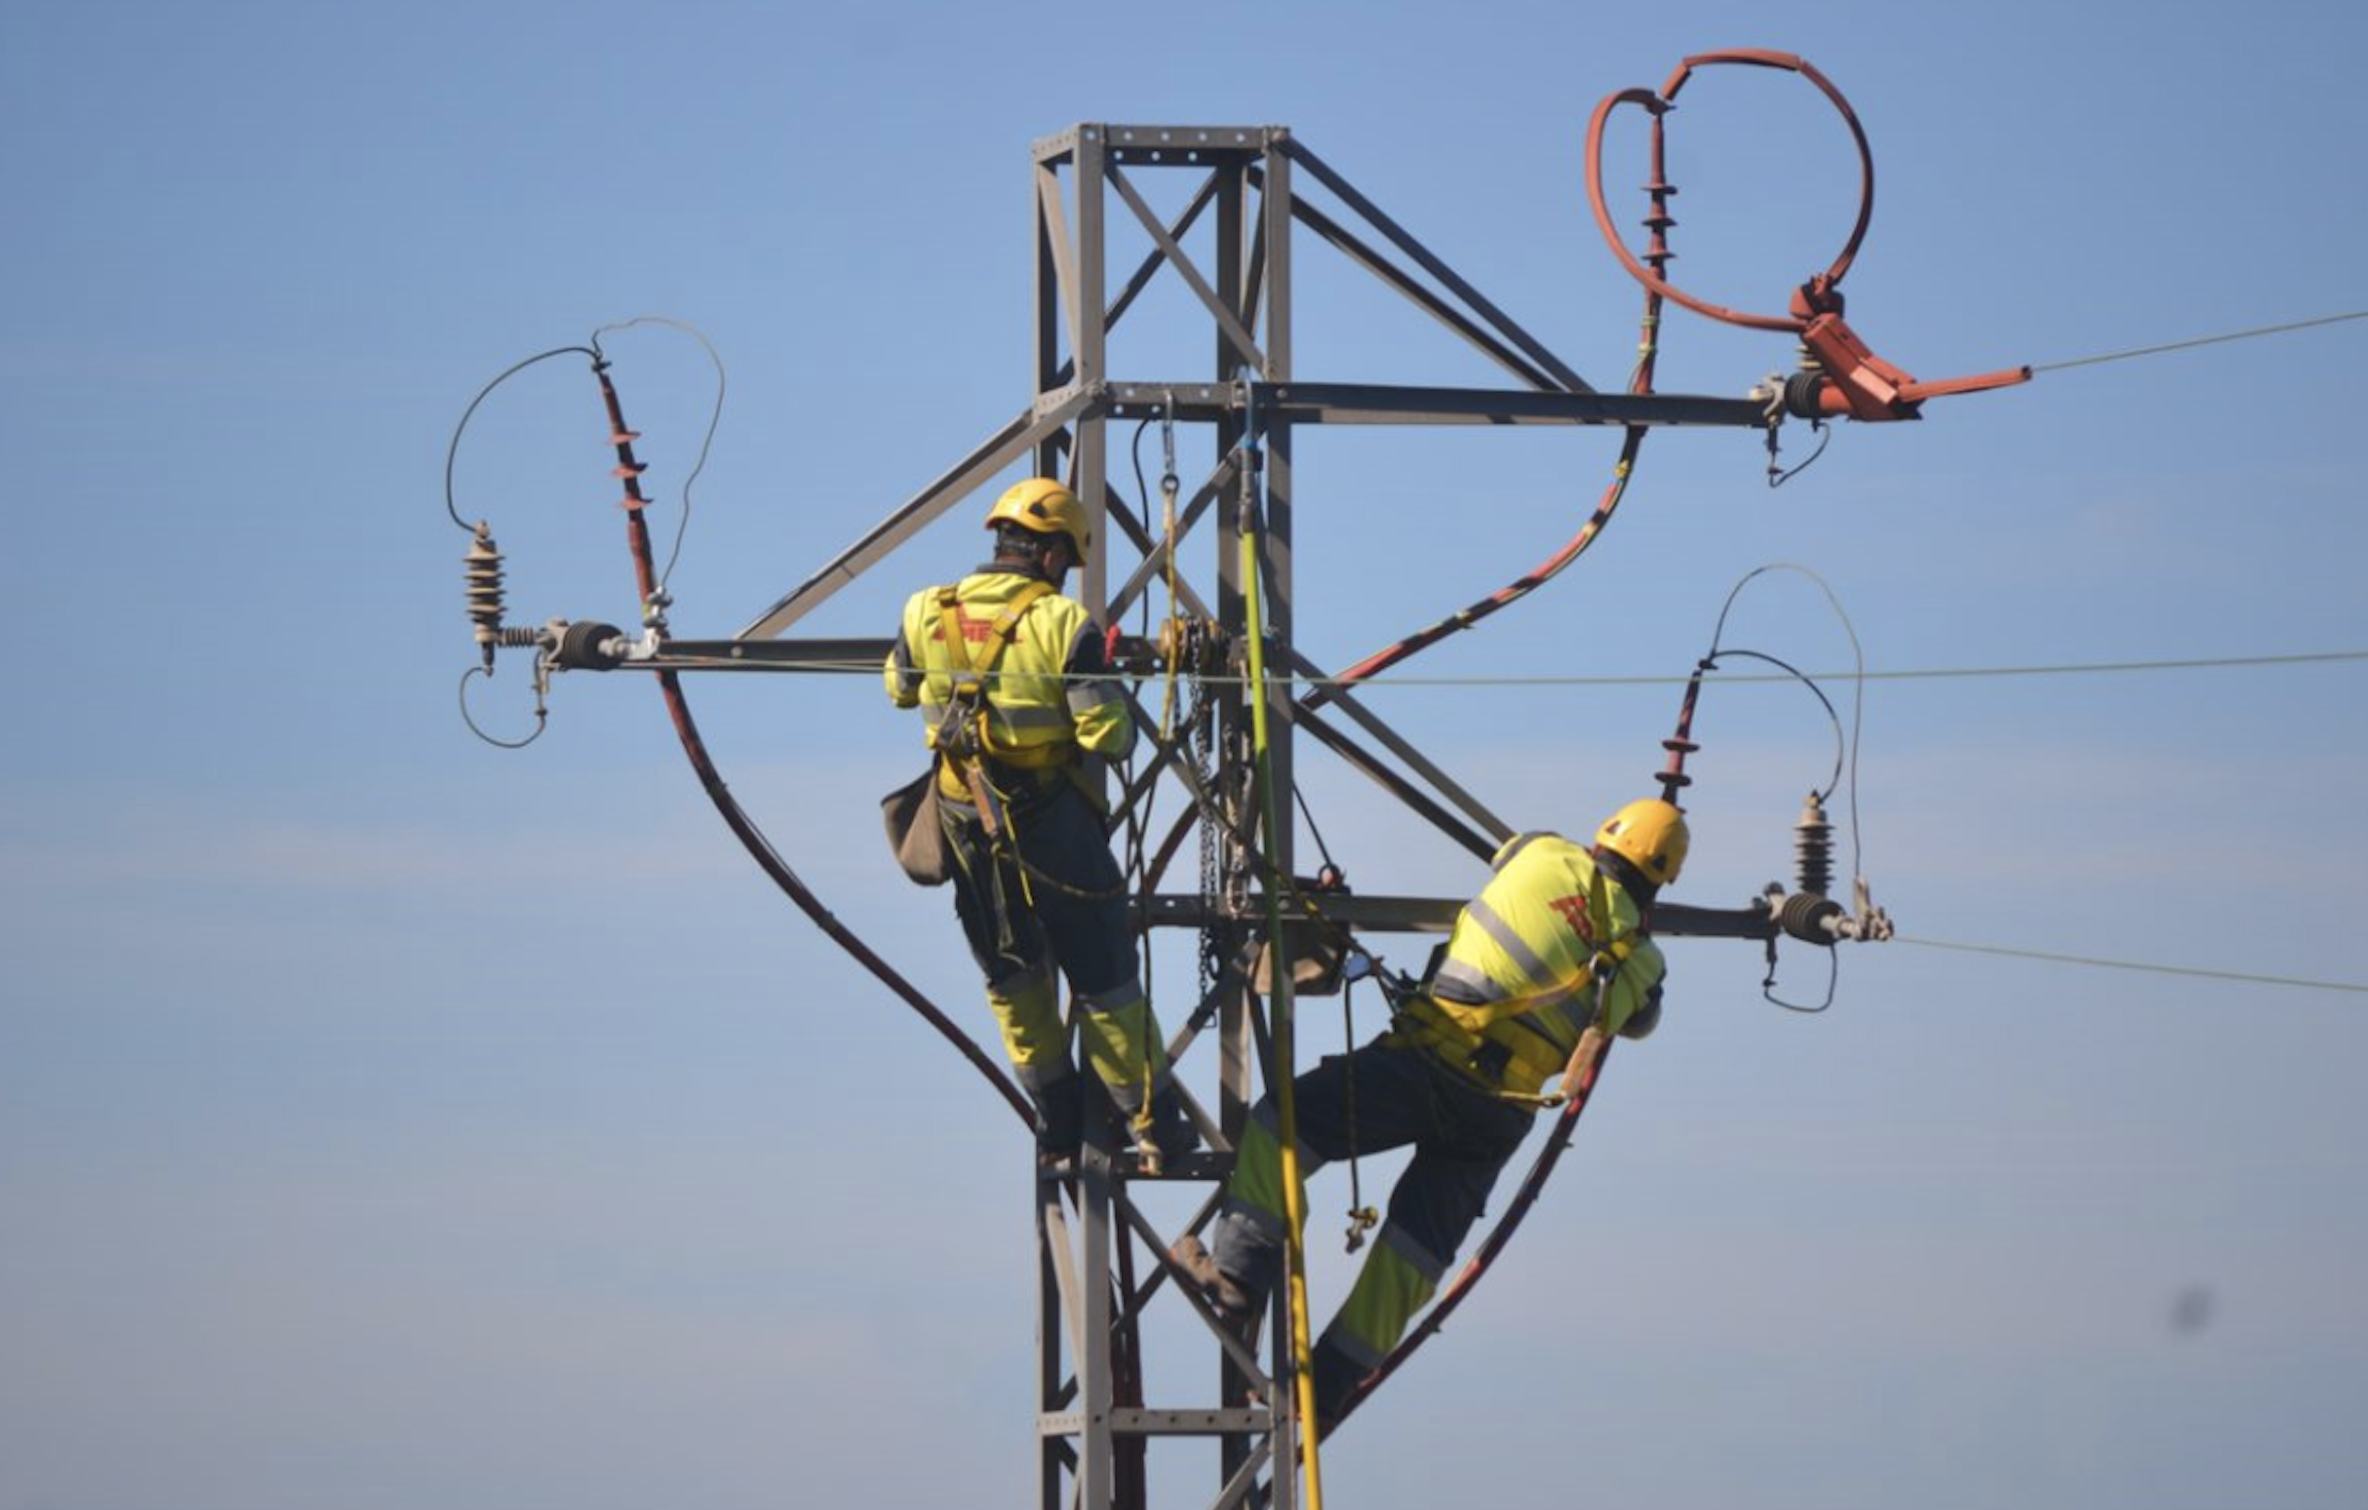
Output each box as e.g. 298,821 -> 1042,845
1227,1117 -> 1288,1226
988,974 -> 1067,1075
1330,1230 -> 1439,1366
1074,986 -> 1165,1110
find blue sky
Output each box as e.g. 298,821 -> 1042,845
4,3 -> 2365,1507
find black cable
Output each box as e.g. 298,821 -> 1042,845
444,345 -> 598,532
1128,411 -> 1158,638
1764,938 -> 1839,1014
1766,418 -> 1830,489
455,665 -> 546,750
1699,647 -> 1848,802
445,345 -> 602,750
1708,562 -> 1870,885
1696,563 -> 1875,1013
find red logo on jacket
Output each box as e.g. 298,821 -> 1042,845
1547,895 -> 1596,940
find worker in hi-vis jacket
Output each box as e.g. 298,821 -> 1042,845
1175,798 -> 1687,1428
885,477 -> 1197,1168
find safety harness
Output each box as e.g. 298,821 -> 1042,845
929,578 -> 1061,836
1392,862 -> 1645,1107
926,577 -> 1129,905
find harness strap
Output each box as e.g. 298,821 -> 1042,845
934,580 -> 1062,765
1399,866 -> 1640,1100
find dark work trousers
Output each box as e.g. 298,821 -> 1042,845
940,773 -> 1133,998
1210,1034 -> 1535,1418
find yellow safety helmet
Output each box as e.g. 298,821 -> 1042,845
985,478 -> 1092,565
1594,798 -> 1690,889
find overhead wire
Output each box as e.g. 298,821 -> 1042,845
1894,937 -> 2368,995
626,632 -> 2361,996
1220,647 -> 2368,690
637,647 -> 2368,686
2031,308 -> 2368,374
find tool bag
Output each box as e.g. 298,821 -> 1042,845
880,765 -> 951,886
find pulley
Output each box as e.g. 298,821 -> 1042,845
1155,615 -> 1230,679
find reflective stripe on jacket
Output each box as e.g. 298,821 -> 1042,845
884,569 -> 1134,768
1400,831 -> 1666,1098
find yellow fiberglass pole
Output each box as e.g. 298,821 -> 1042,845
1236,387 -> 1326,1508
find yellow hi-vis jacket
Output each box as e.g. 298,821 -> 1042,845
1398,831 -> 1667,1100
884,570 -> 1134,796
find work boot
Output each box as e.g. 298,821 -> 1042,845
1170,1234 -> 1256,1331
1030,1071 -> 1085,1164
